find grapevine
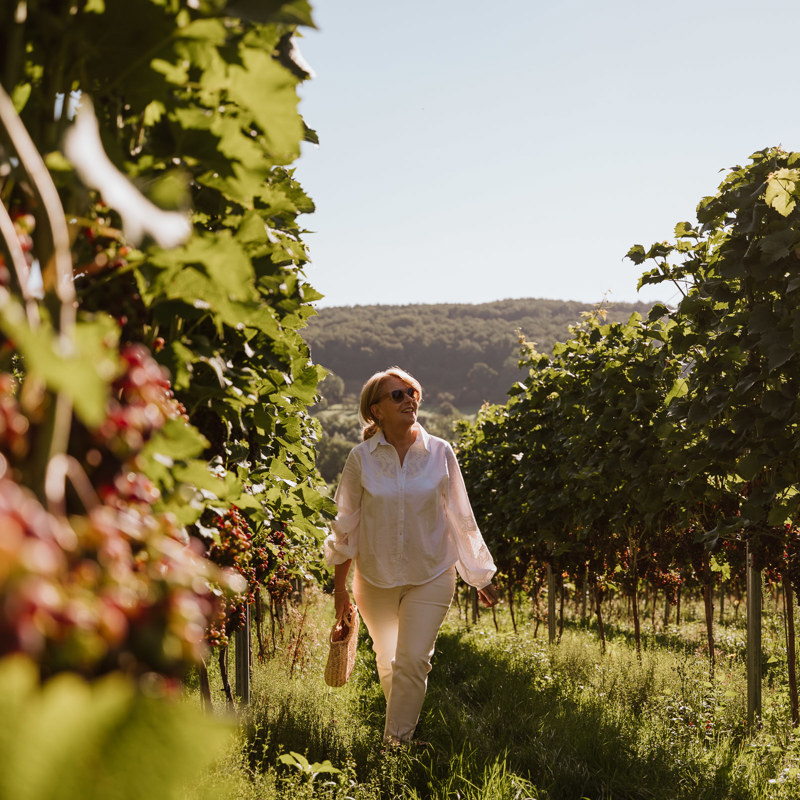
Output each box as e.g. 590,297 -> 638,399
0,0 -> 336,700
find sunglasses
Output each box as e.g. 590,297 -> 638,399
378,386 -> 419,403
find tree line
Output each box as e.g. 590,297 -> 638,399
305,297 -> 655,409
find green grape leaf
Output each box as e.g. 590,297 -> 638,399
626,244 -> 647,264
765,168 -> 799,216
665,377 -> 688,406
141,418 -> 209,463
0,656 -> 234,800
226,48 -> 303,163
0,302 -> 117,427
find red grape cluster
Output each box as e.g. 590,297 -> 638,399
201,509 -> 292,648
259,526 -> 293,605
0,473 -> 236,679
648,567 -> 684,605
59,341 -> 192,505
96,342 -> 187,461
73,217 -> 131,279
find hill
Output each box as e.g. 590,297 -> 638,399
304,297 -> 655,409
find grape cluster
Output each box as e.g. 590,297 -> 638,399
0,473 -> 238,679
73,217 -> 131,279
648,567 -> 684,605
258,526 -> 293,605
98,342 -> 186,458
200,508 -> 292,648
64,342 -> 190,500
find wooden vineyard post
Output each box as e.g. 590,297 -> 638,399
783,576 -> 799,726
235,603 -> 251,707
581,565 -> 589,621
547,563 -> 557,644
746,542 -> 761,727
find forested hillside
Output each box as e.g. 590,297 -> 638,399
306,297 -> 655,408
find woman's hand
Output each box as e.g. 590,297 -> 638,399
477,583 -> 499,607
334,588 -> 351,620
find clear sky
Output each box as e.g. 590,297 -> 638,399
293,0 -> 800,310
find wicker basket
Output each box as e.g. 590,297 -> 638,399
324,604 -> 359,687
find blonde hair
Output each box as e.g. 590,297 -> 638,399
359,366 -> 423,441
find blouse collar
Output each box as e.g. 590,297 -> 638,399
367,423 -> 431,453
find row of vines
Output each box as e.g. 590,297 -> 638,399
0,0 -> 334,726
457,147 -> 800,722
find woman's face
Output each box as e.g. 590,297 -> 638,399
371,376 -> 420,429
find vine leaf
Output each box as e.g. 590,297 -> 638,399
227,49 -> 304,163
765,168 -> 799,217
0,300 -> 117,427
665,377 -> 688,406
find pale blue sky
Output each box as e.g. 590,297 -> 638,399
294,0 -> 800,309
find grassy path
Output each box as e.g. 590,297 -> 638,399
197,592 -> 800,800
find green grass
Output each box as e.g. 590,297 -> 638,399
192,589 -> 800,800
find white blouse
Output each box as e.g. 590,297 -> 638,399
324,425 -> 497,589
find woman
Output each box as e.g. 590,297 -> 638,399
324,366 -> 499,746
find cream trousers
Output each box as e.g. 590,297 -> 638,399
353,566 -> 456,744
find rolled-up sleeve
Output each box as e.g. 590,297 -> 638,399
323,448 -> 362,566
443,444 -> 497,588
